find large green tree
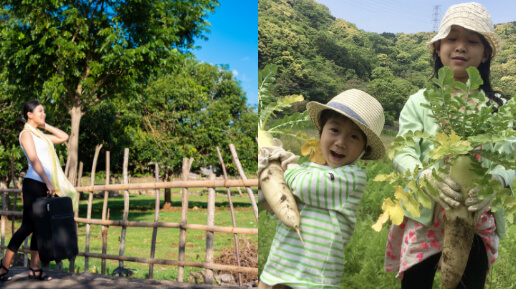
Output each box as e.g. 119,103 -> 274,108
139,60 -> 257,174
0,0 -> 218,184
131,59 -> 257,204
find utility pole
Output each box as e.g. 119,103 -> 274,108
432,5 -> 441,32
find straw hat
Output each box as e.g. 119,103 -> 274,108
427,2 -> 501,58
306,89 -> 385,160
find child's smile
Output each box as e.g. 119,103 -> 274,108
436,25 -> 489,83
320,117 -> 366,168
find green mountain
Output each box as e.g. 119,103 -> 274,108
259,0 -> 516,125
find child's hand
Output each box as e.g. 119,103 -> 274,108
418,170 -> 463,210
258,139 -> 298,178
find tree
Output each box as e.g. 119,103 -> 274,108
0,96 -> 23,186
134,60 -> 258,206
0,0 -> 219,184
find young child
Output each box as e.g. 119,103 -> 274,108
384,3 -> 515,289
259,89 -> 385,289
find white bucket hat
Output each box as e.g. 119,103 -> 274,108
427,2 -> 501,59
306,89 -> 385,160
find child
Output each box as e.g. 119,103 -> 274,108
259,89 -> 385,289
384,3 -> 515,289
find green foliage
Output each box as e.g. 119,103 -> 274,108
0,0 -> 220,180
132,60 -> 258,177
258,0 -> 516,126
0,95 -> 24,183
258,64 -> 310,146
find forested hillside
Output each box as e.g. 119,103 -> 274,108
259,0 -> 516,126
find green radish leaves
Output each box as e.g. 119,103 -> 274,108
373,67 -> 516,231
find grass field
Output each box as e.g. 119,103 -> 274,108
5,188 -> 258,281
259,132 -> 516,289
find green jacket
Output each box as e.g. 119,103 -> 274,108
394,89 -> 515,238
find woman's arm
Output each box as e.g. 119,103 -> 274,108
41,123 -> 69,144
20,131 -> 56,196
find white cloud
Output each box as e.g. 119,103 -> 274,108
232,70 -> 239,76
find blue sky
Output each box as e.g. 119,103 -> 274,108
192,0 -> 258,107
315,0 -> 516,34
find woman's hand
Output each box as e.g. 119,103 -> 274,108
41,123 -> 69,144
46,183 -> 56,197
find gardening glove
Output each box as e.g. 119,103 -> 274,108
258,139 -> 298,178
465,174 -> 505,215
417,169 -> 463,210
258,139 -> 298,214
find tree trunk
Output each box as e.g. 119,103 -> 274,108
67,105 -> 83,186
164,172 -> 172,206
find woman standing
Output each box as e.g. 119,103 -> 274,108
0,100 -> 72,281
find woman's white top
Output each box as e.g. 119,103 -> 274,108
19,130 -> 52,183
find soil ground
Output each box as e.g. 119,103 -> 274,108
0,267 -> 248,289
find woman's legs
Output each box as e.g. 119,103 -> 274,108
402,234 -> 489,289
0,249 -> 16,280
458,234 -> 488,289
2,179 -> 47,278
401,252 -> 440,289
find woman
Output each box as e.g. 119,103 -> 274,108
0,100 -> 70,281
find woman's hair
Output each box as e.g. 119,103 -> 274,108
431,34 -> 509,112
15,100 -> 42,129
23,100 -> 42,120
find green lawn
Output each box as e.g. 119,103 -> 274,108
7,189 -> 258,281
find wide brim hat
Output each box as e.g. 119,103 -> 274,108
427,2 -> 501,59
306,89 -> 385,160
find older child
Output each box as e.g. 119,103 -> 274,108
259,89 -> 385,289
384,3 -> 515,289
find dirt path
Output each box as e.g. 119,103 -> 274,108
0,267 -> 248,289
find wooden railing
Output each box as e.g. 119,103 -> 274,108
0,145 -> 258,287
0,177 -> 258,285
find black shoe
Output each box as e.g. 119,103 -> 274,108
0,259 -> 11,282
28,267 -> 52,281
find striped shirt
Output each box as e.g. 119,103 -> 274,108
260,162 -> 367,289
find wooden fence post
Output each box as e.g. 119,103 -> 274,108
118,148 -> 130,276
1,186 -> 6,258
149,163 -> 160,279
205,173 -> 216,284
229,144 -> 258,222
85,144 -> 102,271
177,157 -> 193,282
101,150 -> 110,275
217,147 -> 243,286
10,152 -> 25,265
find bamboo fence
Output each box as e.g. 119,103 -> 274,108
0,145 -> 258,286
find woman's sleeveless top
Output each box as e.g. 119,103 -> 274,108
19,130 -> 52,183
